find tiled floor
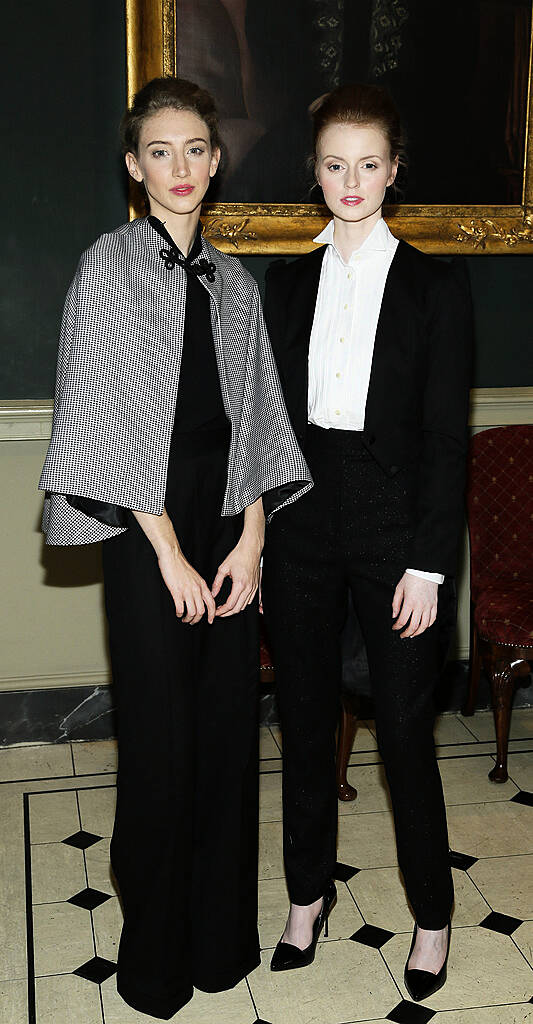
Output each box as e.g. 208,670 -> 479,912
1,709 -> 533,1023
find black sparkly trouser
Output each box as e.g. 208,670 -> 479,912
262,425 -> 454,930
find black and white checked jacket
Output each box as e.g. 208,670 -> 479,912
39,217 -> 312,545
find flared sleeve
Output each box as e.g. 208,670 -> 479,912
227,281 -> 313,520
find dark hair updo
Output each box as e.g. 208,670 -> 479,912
120,76 -> 222,155
310,82 -> 406,172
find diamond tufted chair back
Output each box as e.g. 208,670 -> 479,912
467,425 -> 533,599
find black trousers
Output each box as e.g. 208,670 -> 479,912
262,426 -> 454,930
102,428 -> 260,1020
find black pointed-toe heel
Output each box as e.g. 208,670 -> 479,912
404,921 -> 451,1002
270,880 -> 337,972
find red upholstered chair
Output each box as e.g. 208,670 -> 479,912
464,425 -> 533,781
259,620 -> 358,801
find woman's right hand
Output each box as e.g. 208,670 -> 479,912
131,508 -> 216,625
158,548 -> 216,624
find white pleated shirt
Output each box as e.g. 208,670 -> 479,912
308,217 -> 443,584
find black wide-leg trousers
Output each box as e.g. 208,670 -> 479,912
262,425 -> 454,930
102,429 -> 260,1020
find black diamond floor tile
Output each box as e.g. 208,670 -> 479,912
334,861 -> 360,882
67,887 -> 112,911
350,922 -> 394,949
480,910 -> 523,935
62,830 -> 103,850
511,790 -> 533,807
73,956 -> 117,984
386,999 -> 436,1023
449,849 -> 478,870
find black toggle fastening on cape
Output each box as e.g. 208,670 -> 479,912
148,215 -> 217,282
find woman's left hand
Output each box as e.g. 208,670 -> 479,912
212,534 -> 262,617
392,573 -> 438,638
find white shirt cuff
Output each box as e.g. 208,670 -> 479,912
405,568 -> 445,585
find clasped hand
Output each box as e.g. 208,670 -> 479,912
392,573 -> 438,638
158,534 -> 261,625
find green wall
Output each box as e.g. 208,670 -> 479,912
1,3 -> 531,398
2,1 -> 128,400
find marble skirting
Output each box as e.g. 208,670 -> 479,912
0,662 -> 531,746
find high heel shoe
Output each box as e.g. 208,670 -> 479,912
270,881 -> 337,972
404,920 -> 451,1002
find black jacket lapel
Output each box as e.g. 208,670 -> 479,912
364,240 -> 415,437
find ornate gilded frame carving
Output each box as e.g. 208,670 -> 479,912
126,0 -> 533,254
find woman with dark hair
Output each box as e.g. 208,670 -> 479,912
39,77 -> 311,1020
262,82 -> 472,1001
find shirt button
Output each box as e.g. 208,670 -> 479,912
336,372 -> 341,378
335,410 -> 341,415
343,303 -> 348,310
339,337 -> 344,343
347,273 -> 352,280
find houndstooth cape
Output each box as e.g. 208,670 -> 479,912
39,217 -> 312,545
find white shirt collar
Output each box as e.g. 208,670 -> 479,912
313,217 -> 397,265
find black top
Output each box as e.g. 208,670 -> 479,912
164,220 -> 228,435
66,219 -> 228,526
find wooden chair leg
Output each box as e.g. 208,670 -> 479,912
488,655 -> 530,783
488,658 -> 515,783
337,695 -> 358,802
463,615 -> 481,716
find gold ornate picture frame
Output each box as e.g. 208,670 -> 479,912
126,0 -> 533,255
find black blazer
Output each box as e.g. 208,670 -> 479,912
264,239 -> 473,578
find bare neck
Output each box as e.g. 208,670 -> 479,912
148,203 -> 202,256
332,208 -> 383,263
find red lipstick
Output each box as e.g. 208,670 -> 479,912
341,196 -> 364,206
170,185 -> 194,196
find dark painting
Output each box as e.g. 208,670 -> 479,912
176,0 -> 531,205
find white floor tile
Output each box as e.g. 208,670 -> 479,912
29,790 -> 79,845
31,842 -> 86,904
470,854 -> 533,920
348,865 -> 488,934
93,895 -> 123,962
259,771 -> 282,823
337,808 -> 398,869
447,800 -> 533,859
78,786 -> 116,837
33,902 -> 94,976
340,764 -> 392,816
71,739 -> 117,775
35,974 -> 103,1023
258,821 -> 284,880
434,715 -> 479,746
260,727 -> 282,761
0,979 -> 27,1024
513,920 -> 533,967
0,743 -> 72,783
461,709 -> 533,744
84,837 -> 118,896
0,790 -> 28,981
506,752 -> 533,793
439,756 -> 519,805
432,1006 -> 533,1023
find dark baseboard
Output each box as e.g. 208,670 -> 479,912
0,684 -> 117,746
0,661 -> 531,746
